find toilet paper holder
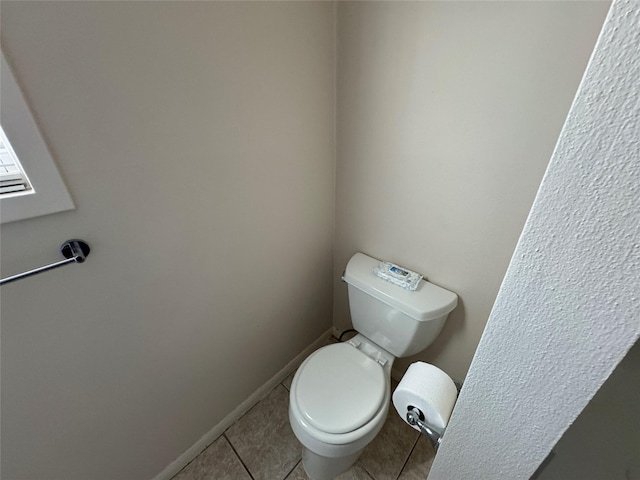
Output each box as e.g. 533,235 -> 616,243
406,406 -> 444,451
405,380 -> 462,451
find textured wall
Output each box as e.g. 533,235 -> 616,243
334,1 -> 610,381
429,1 -> 640,478
537,340 -> 640,480
0,3 -> 334,479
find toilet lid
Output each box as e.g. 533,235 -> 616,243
294,343 -> 386,434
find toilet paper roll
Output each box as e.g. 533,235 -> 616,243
392,362 -> 458,433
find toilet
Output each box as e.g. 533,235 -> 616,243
289,252 -> 458,480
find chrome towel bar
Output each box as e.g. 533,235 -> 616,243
0,239 -> 90,286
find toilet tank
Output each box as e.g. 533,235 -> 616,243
343,252 -> 458,358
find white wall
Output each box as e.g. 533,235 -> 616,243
537,340 -> 640,480
334,1 -> 610,380
429,1 -> 640,478
0,2 -> 334,479
1,2 -> 623,479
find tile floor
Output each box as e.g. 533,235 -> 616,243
172,336 -> 435,480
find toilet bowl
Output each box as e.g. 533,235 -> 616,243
289,252 -> 458,480
289,336 -> 393,480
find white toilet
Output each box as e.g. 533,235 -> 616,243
289,252 -> 458,480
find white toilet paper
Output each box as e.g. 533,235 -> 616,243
392,362 -> 458,433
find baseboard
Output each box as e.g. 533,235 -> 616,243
151,328 -> 333,480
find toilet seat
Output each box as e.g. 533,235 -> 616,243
293,343 -> 386,435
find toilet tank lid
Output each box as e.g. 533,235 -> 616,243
343,252 -> 458,321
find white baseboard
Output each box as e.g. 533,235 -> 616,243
152,328 -> 333,480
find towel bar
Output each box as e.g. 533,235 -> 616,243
0,239 -> 90,286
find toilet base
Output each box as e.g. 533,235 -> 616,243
302,446 -> 363,480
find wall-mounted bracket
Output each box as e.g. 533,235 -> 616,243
0,239 -> 91,286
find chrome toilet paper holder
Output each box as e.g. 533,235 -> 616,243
406,406 -> 444,451
405,380 -> 462,451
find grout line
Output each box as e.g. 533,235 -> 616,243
395,433 -> 422,480
282,374 -> 293,392
223,382 -> 284,436
283,459 -> 303,480
223,433 -> 256,480
360,461 -> 376,480
167,442 -> 212,480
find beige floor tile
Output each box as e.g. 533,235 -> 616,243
397,437 -> 435,480
285,460 -> 374,480
172,435 -> 251,480
358,406 -> 420,480
226,385 -> 301,480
